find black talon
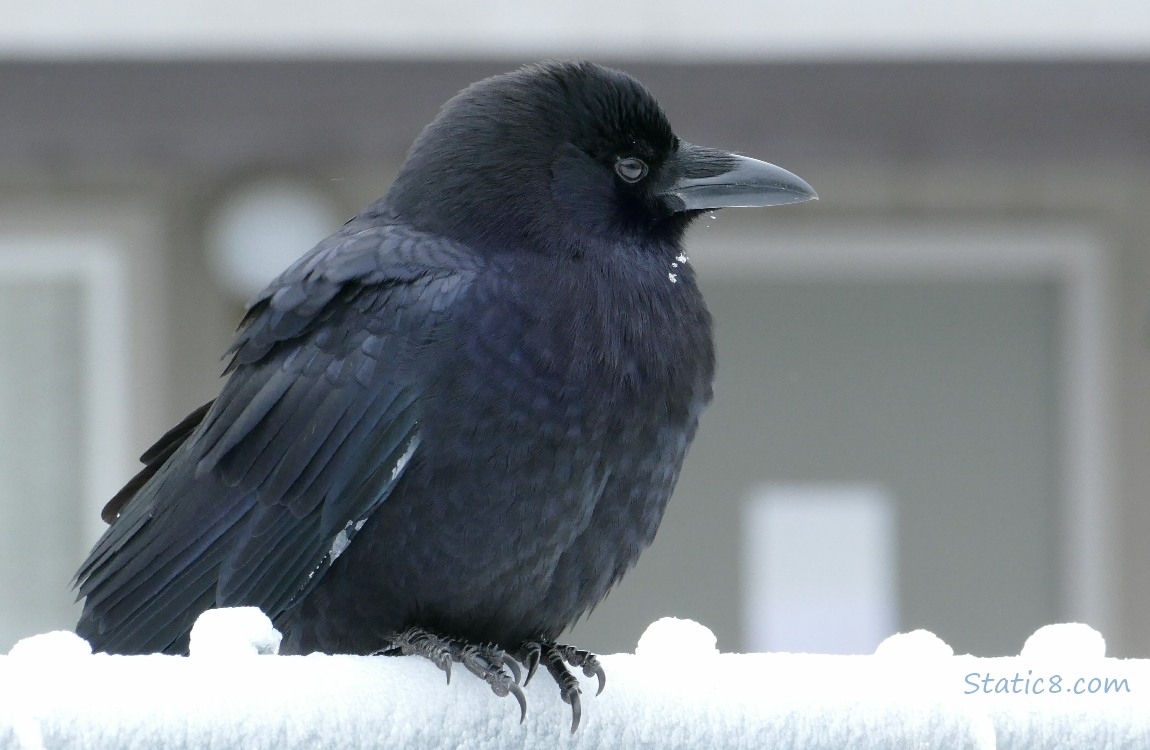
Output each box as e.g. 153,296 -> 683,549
383,628 -> 529,721
589,661 -> 606,695
509,681 -> 528,723
512,639 -> 606,730
500,650 -> 523,685
561,646 -> 605,696
386,630 -> 604,731
567,689 -> 582,733
520,642 -> 541,686
394,627 -> 454,682
537,640 -> 595,732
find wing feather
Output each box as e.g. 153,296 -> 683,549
75,224 -> 477,654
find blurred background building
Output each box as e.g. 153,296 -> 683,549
2,1 -> 1149,659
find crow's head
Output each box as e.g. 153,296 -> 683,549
385,60 -> 816,257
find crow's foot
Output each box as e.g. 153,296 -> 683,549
378,627 -> 526,721
515,640 -> 605,733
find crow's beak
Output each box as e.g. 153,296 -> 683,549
658,142 -> 817,212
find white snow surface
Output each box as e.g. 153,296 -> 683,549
2,613 -> 1148,749
188,606 -> 282,657
1020,622 -> 1107,660
634,616 -> 718,659
872,628 -> 954,659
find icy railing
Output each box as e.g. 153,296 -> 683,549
1,610 -> 1147,749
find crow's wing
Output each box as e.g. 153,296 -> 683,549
100,400 -> 215,523
75,224 -> 479,654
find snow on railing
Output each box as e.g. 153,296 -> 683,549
1,611 -> 1147,749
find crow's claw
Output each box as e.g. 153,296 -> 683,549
566,687 -> 582,734
519,641 -> 542,686
384,626 -> 455,682
508,681 -> 528,722
383,628 -> 526,721
458,642 -> 526,721
515,639 -> 605,732
554,644 -> 606,696
591,662 -> 606,695
384,630 -> 604,731
545,645 -> 584,733
500,650 -> 523,685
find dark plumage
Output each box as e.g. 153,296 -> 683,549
74,60 -> 815,729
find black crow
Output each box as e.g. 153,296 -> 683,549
74,60 -> 815,730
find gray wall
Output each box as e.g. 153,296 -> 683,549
0,282 -> 85,647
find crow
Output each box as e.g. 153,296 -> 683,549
74,60 -> 816,730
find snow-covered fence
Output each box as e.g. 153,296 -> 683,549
1,612 -> 1147,749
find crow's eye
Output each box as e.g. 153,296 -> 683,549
614,157 -> 648,183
